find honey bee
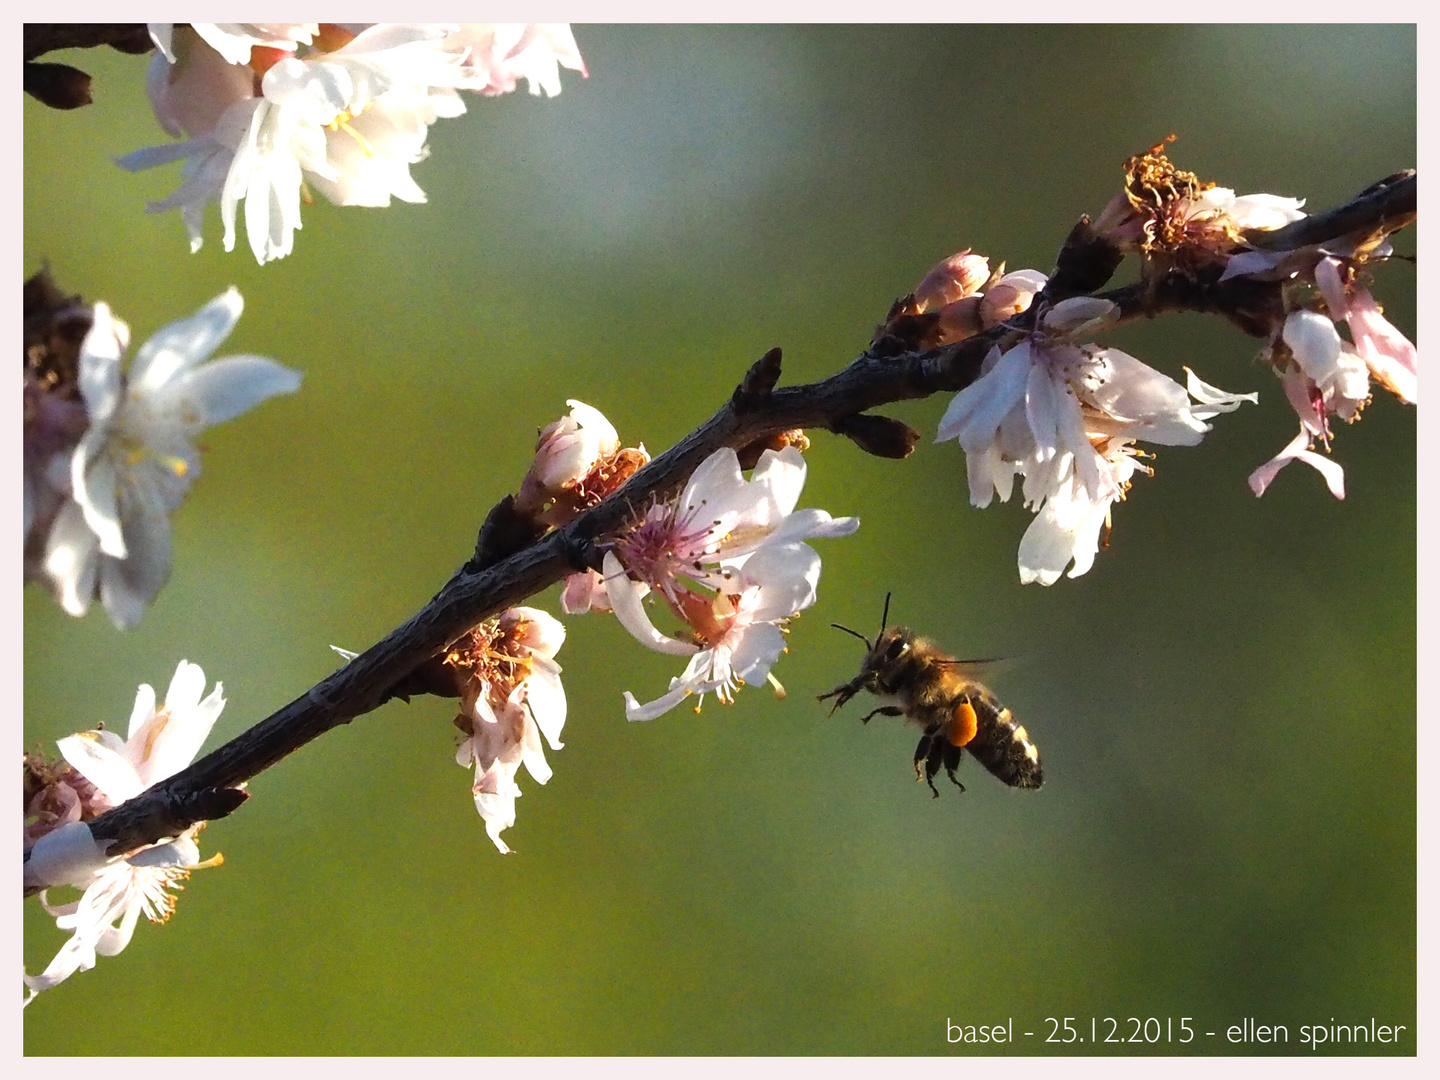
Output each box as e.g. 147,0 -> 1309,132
817,596 -> 1043,795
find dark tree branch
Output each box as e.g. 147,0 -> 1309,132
26,169 -> 1415,886
24,23 -> 152,110
24,24 -> 151,62
1245,171 -> 1416,252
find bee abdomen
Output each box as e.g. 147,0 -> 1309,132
965,695 -> 1044,790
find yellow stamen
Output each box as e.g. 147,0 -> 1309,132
328,112 -> 376,157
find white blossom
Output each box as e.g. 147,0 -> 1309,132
36,290 -> 300,628
120,24 -> 584,264
604,445 -> 857,719
149,23 -> 317,65
446,24 -> 587,97
937,299 -> 1255,583
24,662 -> 226,1004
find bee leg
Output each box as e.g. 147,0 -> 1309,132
942,742 -> 965,793
913,732 -> 935,792
923,741 -> 946,798
859,705 -> 904,725
817,684 -> 856,715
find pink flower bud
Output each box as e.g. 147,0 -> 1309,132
913,250 -> 991,313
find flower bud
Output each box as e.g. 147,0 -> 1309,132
1042,297 -> 1118,335
935,295 -> 984,344
529,400 -> 619,491
913,250 -> 991,313
979,269 -> 1048,329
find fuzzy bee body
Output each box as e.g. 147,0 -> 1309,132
819,621 -> 1043,796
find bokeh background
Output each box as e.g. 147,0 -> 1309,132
23,25 -> 1415,1055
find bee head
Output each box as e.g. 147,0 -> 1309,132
818,593 -> 912,711
866,625 -> 918,690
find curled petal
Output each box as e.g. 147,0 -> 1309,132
1249,428 -> 1345,500
604,552 -> 699,657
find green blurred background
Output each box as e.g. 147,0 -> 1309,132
23,25 -> 1415,1055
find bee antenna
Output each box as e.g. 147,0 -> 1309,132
830,623 -> 872,649
880,591 -> 892,634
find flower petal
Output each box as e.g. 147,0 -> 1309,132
172,355 -> 302,426
129,289 -> 244,394
604,552 -> 699,657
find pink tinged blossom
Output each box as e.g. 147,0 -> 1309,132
1282,310 -> 1370,423
615,446 -> 817,601
452,608 -> 567,853
447,24 -> 588,97
978,269 -> 1048,330
561,568 -> 611,615
604,444 -> 857,720
39,291 -> 300,628
612,540 -> 824,721
24,662 -> 225,1004
1249,426 -> 1346,500
1315,257 -> 1417,405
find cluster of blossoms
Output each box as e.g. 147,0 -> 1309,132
24,661 -> 227,1004
1114,141 -> 1417,499
119,23 -> 585,263
923,253 -> 1255,585
436,401 -> 857,850
1242,253 -> 1417,499
23,279 -> 301,628
923,144 -> 1415,583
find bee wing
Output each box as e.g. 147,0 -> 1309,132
932,656 -> 1010,677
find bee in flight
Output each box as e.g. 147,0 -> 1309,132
817,595 -> 1043,795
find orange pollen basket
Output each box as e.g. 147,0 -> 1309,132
946,698 -> 978,747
